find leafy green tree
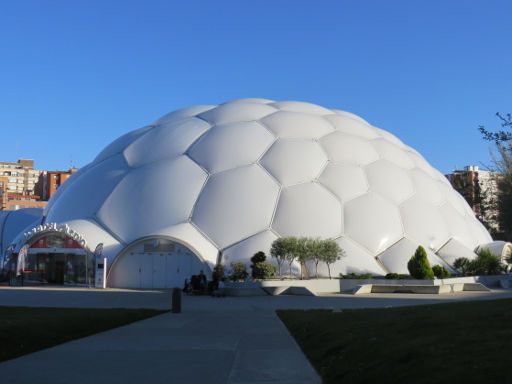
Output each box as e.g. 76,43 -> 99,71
320,239 -> 344,279
295,237 -> 311,280
307,238 -> 323,279
407,246 -> 434,279
284,237 -> 299,279
270,238 -> 289,277
229,262 -> 248,282
212,264 -> 225,282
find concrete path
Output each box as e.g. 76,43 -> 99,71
2,287 -> 512,383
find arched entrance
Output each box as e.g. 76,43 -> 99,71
20,233 -> 93,285
108,237 -> 210,289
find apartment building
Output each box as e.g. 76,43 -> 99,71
34,167 -> 78,201
0,159 -> 40,195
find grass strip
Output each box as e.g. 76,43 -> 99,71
0,306 -> 166,362
278,298 -> 512,384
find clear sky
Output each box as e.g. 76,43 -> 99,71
1,0 -> 511,173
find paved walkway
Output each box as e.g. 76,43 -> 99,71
2,287 -> 512,383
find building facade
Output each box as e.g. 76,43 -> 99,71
35,167 -> 78,201
445,165 -> 500,232
0,159 -> 40,195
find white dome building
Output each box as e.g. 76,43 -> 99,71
9,99 -> 495,288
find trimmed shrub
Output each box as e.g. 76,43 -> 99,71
407,246 -> 435,279
432,265 -> 451,279
229,262 -> 248,282
339,273 -> 372,279
212,264 -> 225,282
254,262 -> 277,279
385,273 -> 400,280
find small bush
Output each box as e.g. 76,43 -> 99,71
229,262 -> 249,282
385,273 -> 400,280
407,246 -> 434,279
469,249 -> 504,275
432,265 -> 451,279
253,262 -> 277,279
212,264 -> 225,282
453,258 -> 470,276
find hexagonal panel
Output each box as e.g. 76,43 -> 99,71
439,203 -> 476,249
221,230 -> 278,269
188,121 -> 275,173
46,154 -> 129,223
318,163 -> 368,202
260,139 -> 328,185
373,126 -> 406,148
377,237 -> 450,274
319,131 -> 379,165
272,183 -> 342,238
331,109 -> 371,125
436,238 -> 478,266
260,111 -> 334,139
365,160 -> 414,204
410,168 -> 445,206
192,165 -> 280,248
198,101 -> 277,125
307,236 -> 388,277
269,101 -> 332,115
124,118 -> 211,167
152,105 -> 215,125
324,114 -> 380,139
371,138 -> 415,169
98,156 -> 208,243
94,125 -> 154,164
400,195 -> 449,251
437,182 -> 467,216
344,193 -> 403,254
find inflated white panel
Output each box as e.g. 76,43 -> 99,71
198,102 -> 277,125
318,163 -> 368,202
46,155 -> 129,223
260,139 -> 328,185
436,238 -> 478,266
373,127 -> 406,148
98,156 -> 207,243
371,138 -> 415,169
261,111 -> 334,139
332,109 -> 371,125
410,168 -> 445,206
366,160 -> 414,204
188,121 -> 275,173
192,165 -> 279,248
439,203 -> 476,249
64,219 -> 123,263
320,132 -> 379,165
270,101 -> 332,115
325,114 -> 380,139
152,105 -> 215,125
221,230 -> 278,269
344,193 -> 403,254
124,118 -> 211,168
400,195 -> 449,251
467,218 -> 493,246
43,164 -> 93,217
2,209 -> 43,250
437,182 -> 467,216
476,241 -> 512,261
272,183 -> 342,238
307,236 -> 388,277
228,98 -> 273,104
94,126 -> 154,164
377,238 -> 448,274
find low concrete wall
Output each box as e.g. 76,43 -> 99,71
225,275 -> 506,296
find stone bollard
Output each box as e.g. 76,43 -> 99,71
171,287 -> 182,313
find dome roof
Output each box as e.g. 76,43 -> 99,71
43,99 -> 492,275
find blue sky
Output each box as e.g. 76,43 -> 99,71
1,0 -> 511,173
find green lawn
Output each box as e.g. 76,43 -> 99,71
278,299 -> 512,384
0,306 -> 166,362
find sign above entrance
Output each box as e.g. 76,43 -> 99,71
24,223 -> 87,248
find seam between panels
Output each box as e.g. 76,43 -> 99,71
188,173 -> 210,221
188,220 -> 221,253
334,234 -> 391,274
90,215 -> 127,246
268,184 -> 282,235
220,228 -> 272,254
